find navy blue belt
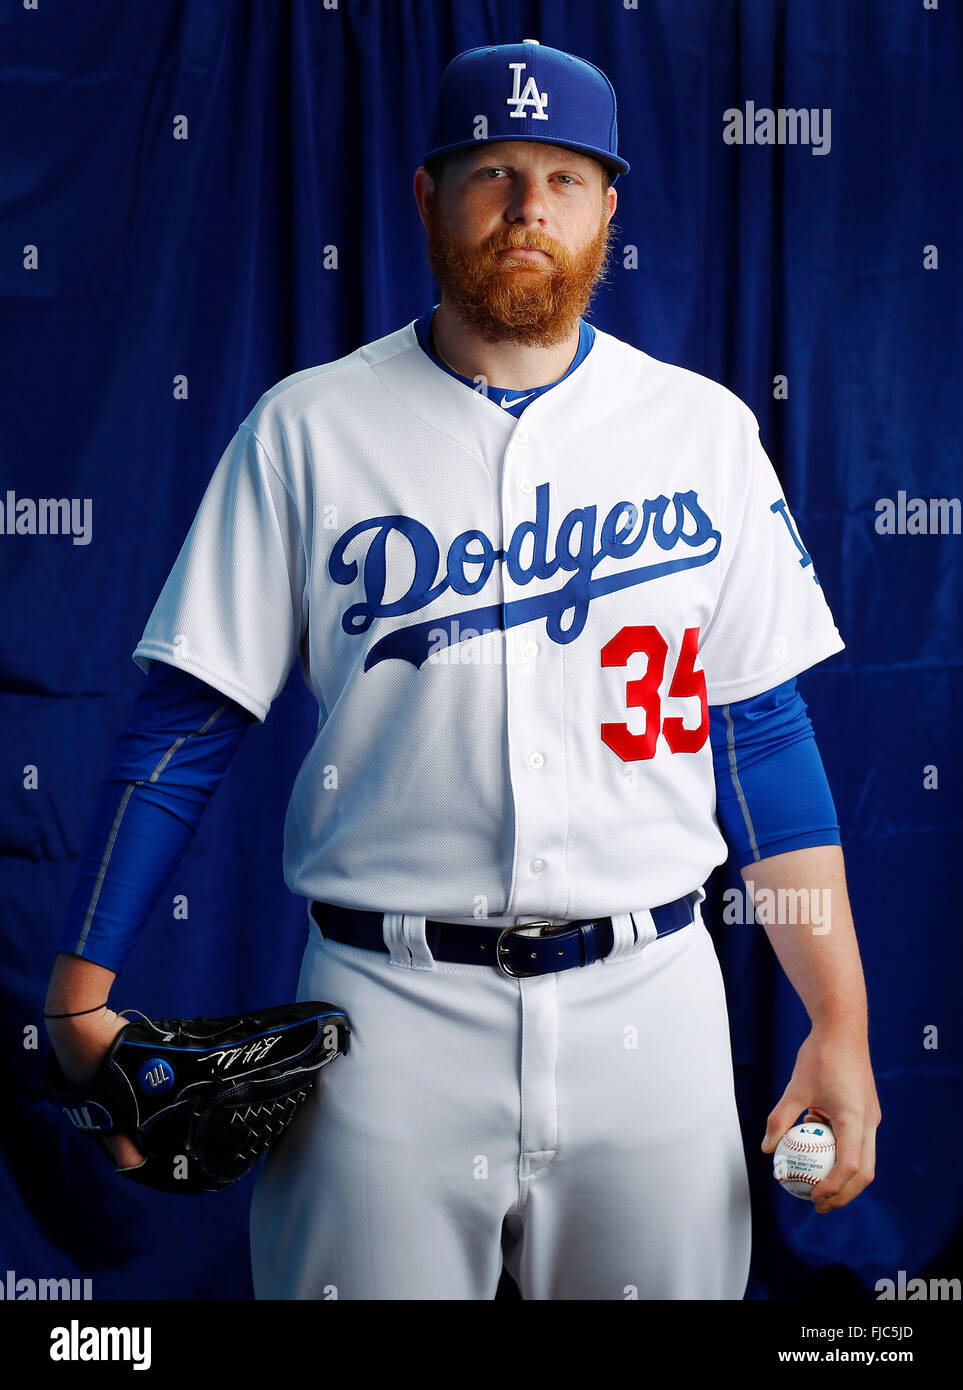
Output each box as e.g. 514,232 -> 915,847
309,893 -> 699,978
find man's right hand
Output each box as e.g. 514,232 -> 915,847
46,1008 -> 146,1170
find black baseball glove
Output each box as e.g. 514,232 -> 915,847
44,1002 -> 350,1194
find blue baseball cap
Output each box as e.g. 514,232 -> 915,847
423,39 -> 630,182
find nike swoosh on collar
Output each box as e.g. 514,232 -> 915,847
499,392 -> 537,409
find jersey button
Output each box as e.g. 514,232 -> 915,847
527,752 -> 544,769
523,640 -> 538,659
515,427 -> 529,443
519,479 -> 534,494
529,857 -> 545,875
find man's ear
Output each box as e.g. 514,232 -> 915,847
413,166 -> 435,230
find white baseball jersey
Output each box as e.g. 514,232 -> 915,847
133,321 -> 844,924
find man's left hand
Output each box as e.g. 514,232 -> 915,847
761,1023 -> 882,1212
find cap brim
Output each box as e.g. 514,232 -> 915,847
422,134 -> 629,178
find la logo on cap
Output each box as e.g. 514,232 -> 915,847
507,39 -> 548,121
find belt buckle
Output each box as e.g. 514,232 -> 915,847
495,920 -> 558,978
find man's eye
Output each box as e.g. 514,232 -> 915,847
555,174 -> 575,184
481,168 -> 505,178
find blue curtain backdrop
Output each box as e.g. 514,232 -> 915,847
1,0 -> 960,1302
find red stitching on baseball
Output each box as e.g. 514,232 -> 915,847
782,1137 -> 834,1154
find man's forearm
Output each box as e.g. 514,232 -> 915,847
44,952 -> 118,1018
740,844 -> 868,1033
44,953 -> 125,1080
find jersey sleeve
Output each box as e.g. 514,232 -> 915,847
708,677 -> 841,869
698,405 -> 845,705
55,662 -> 256,973
132,423 -> 306,722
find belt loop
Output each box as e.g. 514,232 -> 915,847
404,913 -> 435,970
382,912 -> 435,970
381,912 -> 410,966
580,925 -> 595,967
629,907 -> 659,952
604,911 -> 638,963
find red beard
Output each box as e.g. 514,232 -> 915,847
424,198 -> 614,347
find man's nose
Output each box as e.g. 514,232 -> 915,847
505,176 -> 547,224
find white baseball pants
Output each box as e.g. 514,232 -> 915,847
249,899 -> 752,1300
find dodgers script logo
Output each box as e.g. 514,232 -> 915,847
329,482 -> 721,671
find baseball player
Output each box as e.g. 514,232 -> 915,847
44,41 -> 880,1299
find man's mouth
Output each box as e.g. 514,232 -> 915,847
497,247 -> 551,262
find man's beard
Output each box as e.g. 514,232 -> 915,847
424,199 -> 614,348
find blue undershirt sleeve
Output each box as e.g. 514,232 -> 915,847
708,678 -> 841,870
55,660 -> 257,973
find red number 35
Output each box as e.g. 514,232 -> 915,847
600,625 -> 708,761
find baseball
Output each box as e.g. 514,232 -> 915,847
773,1121 -> 836,1200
